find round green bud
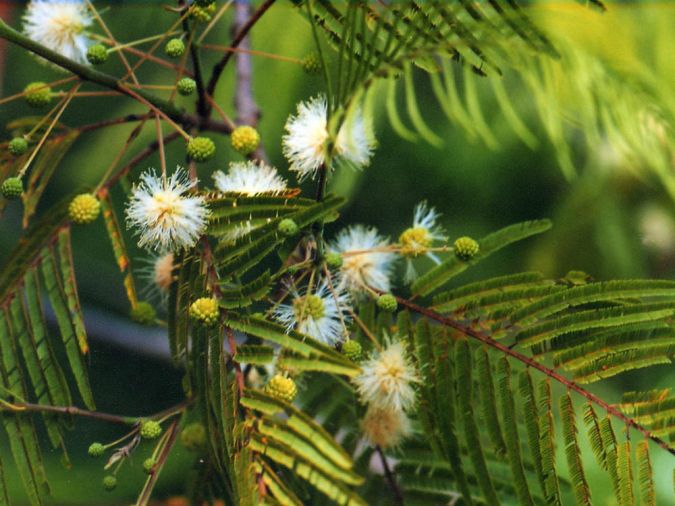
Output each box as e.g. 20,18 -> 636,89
165,38 -> 186,58
180,422 -> 207,451
102,475 -> 117,491
265,374 -> 297,403
453,236 -> 480,261
342,339 -> 362,361
142,458 -> 155,474
176,77 -> 196,96
1,177 -> 23,200
130,301 -> 157,326
376,293 -> 398,313
277,219 -> 298,237
191,1 -> 216,22
8,137 -> 28,156
230,125 -> 260,155
189,297 -> 220,326
86,44 -> 109,65
139,420 -> 162,440
68,193 -> 101,224
24,82 -> 52,108
325,251 -> 343,269
88,442 -> 105,457
301,51 -> 321,75
186,136 -> 216,162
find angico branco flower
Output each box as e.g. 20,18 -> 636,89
23,0 -> 94,65
353,340 -> 419,412
331,225 -> 396,294
273,278 -> 352,346
213,160 -> 288,196
361,405 -> 412,449
282,95 -> 375,180
126,167 -> 209,252
399,201 -> 447,283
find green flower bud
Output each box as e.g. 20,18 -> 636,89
24,82 -> 52,108
230,125 -> 260,155
68,193 -> 101,224
102,475 -> 117,491
130,301 -> 157,326
8,137 -> 28,156
86,44 -> 109,65
88,442 -> 105,457
186,136 -> 216,162
189,297 -> 220,326
278,218 -> 298,237
165,38 -> 186,58
453,236 -> 480,261
376,293 -> 397,313
325,251 -> 343,269
142,458 -> 155,474
1,177 -> 23,200
176,77 -> 196,96
139,420 -> 162,440
265,374 -> 297,403
180,422 -> 207,451
301,51 -> 321,75
341,339 -> 362,361
191,1 -> 216,22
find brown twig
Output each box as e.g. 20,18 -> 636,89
394,295 -> 675,456
376,446 -> 404,506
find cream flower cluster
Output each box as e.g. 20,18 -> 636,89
213,160 -> 288,196
23,0 -> 94,65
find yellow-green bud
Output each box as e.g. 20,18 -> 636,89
265,374 -> 297,403
230,125 -> 260,155
88,442 -> 105,457
142,458 -> 155,474
102,475 -> 117,491
8,137 -> 28,156
301,51 -> 321,75
24,82 -> 52,108
377,293 -> 397,313
139,420 -> 162,440
342,340 -> 362,361
453,236 -> 480,261
1,177 -> 23,200
86,44 -> 109,65
180,422 -> 207,451
130,301 -> 156,326
68,193 -> 100,224
186,136 -> 216,162
191,1 -> 216,22
325,251 -> 343,269
278,218 -> 298,237
165,38 -> 186,58
176,77 -> 196,96
189,297 -> 220,326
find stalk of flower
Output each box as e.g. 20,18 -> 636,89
282,95 -> 375,181
23,0 -> 94,65
330,224 -> 397,296
352,340 -> 420,413
125,167 -> 210,252
273,276 -> 352,346
398,201 -> 447,283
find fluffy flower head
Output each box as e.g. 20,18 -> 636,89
126,168 -> 209,252
399,201 -> 447,282
23,0 -> 93,64
353,340 -> 419,412
273,278 -> 351,346
213,161 -> 288,196
331,225 -> 395,294
361,405 -> 412,448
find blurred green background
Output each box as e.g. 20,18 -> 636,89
0,1 -> 673,504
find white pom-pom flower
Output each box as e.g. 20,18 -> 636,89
353,340 -> 419,412
361,405 -> 412,449
282,95 -> 375,180
331,225 -> 396,294
399,201 -> 447,282
126,168 -> 209,252
273,278 -> 352,346
23,0 -> 94,65
138,252 -> 175,301
213,160 -> 288,196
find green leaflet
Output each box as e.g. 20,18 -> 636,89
598,416 -> 620,501
495,358 -> 534,506
0,454 -> 9,506
636,441 -> 656,506
559,393 -> 591,506
234,345 -> 275,365
258,460 -> 303,506
519,371 -> 545,503
617,441 -> 634,506
475,348 -> 507,459
56,229 -> 88,355
537,380 -> 562,505
412,219 -> 552,296
168,252 -> 198,365
455,340 -> 500,505
219,270 -> 272,309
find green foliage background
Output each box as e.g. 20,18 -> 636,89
0,1 -> 673,504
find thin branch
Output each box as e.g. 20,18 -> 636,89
179,0 -> 209,118
394,295 -> 675,456
376,446 -> 404,506
135,419 -> 181,506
